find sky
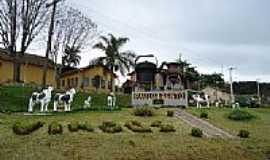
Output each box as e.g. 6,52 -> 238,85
33,0 -> 270,83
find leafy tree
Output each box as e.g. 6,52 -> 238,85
62,46 -> 81,67
91,33 -> 136,93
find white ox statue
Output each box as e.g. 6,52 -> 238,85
28,86 -> 54,112
192,94 -> 210,108
107,93 -> 116,110
84,96 -> 92,109
53,88 -> 76,112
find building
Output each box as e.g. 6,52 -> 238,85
0,49 -> 56,86
202,86 -> 230,105
60,64 -> 117,93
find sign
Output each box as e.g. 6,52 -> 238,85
132,91 -> 188,107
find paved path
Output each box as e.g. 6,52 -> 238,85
175,109 -> 236,139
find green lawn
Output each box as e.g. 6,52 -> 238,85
0,108 -> 264,160
187,107 -> 270,159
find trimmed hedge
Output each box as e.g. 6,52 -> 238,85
238,130 -> 250,138
99,121 -> 122,133
125,120 -> 152,133
151,120 -> 162,127
68,122 -> 79,132
48,121 -> 63,135
191,128 -> 203,137
13,121 -> 44,135
79,122 -> 94,132
167,110 -> 174,117
200,112 -> 208,119
228,109 -> 255,121
160,124 -> 176,132
133,107 -> 154,117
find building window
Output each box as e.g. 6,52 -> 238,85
101,79 -> 105,89
83,77 -> 90,87
67,79 -> 71,87
92,75 -> 101,89
62,80 -> 65,87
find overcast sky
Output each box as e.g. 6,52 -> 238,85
59,0 -> 270,83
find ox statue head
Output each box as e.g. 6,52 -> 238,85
69,88 -> 76,95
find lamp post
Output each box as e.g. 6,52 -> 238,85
256,78 -> 261,105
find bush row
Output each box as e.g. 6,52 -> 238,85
13,121 -> 44,135
125,120 -> 152,133
228,109 -> 255,121
99,121 -> 122,133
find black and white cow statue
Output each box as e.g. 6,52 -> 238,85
107,93 -> 116,110
53,88 -> 76,112
28,86 -> 54,112
192,94 -> 210,108
83,96 -> 92,109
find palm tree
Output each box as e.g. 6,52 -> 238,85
91,33 -> 136,93
62,45 -> 81,67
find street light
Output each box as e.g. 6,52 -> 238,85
256,78 -> 261,105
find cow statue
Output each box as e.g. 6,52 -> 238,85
28,86 -> 54,112
192,94 -> 210,108
107,93 -> 116,110
83,96 -> 92,109
53,88 -> 76,112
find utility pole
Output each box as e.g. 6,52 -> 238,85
229,67 -> 236,105
256,78 -> 261,105
42,0 -> 62,87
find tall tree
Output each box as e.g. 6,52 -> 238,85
91,34 -> 136,93
49,5 -> 97,87
0,0 -> 49,82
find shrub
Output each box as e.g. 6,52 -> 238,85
13,121 -> 44,135
79,122 -> 94,132
68,122 -> 79,132
48,121 -> 63,135
125,120 -> 152,133
200,112 -> 208,119
167,110 -> 174,117
160,124 -> 176,132
238,130 -> 250,138
151,120 -> 162,127
191,128 -> 203,137
228,109 -> 255,121
99,121 -> 122,133
133,107 -> 154,117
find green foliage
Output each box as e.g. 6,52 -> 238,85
200,112 -> 208,119
150,120 -> 162,127
0,86 -> 33,112
160,124 -> 176,132
78,122 -> 94,132
133,107 -> 154,117
48,121 -> 63,135
167,110 -> 174,117
12,121 -> 44,135
99,121 -> 122,133
238,130 -> 250,138
228,109 -> 255,121
191,128 -> 203,137
125,120 -> 152,133
68,122 -> 79,132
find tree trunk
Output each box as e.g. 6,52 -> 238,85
42,1 -> 57,87
13,57 -> 21,83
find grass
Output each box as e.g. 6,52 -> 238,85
0,86 -> 131,112
187,107 -> 270,159
0,108 -> 263,160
